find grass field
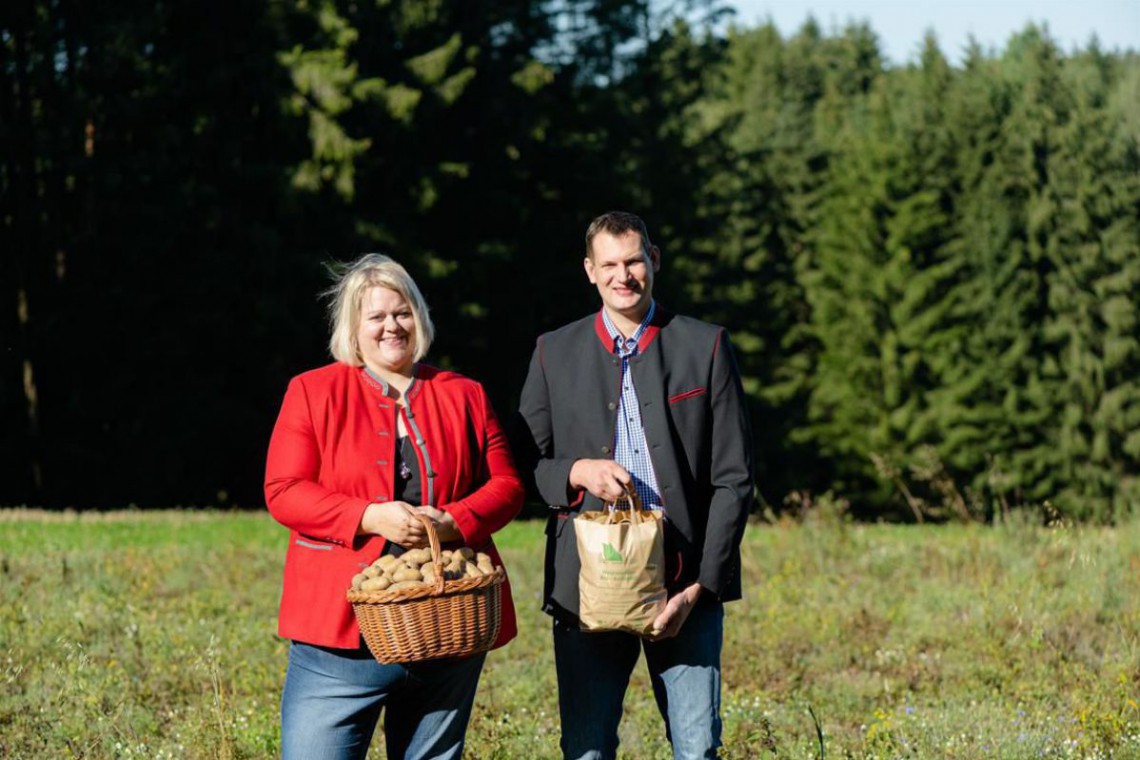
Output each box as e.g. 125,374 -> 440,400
1,509 -> 1138,759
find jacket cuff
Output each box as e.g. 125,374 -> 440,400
536,457 -> 578,508
338,497 -> 373,547
697,565 -> 731,600
449,505 -> 489,547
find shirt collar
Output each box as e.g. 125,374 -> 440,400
601,300 -> 656,355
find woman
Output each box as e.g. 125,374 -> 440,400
265,253 -> 523,760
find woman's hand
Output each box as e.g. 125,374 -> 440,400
358,501 -> 429,548
413,506 -> 462,543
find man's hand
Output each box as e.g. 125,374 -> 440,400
358,501 -> 430,547
648,582 -> 703,640
569,459 -> 632,503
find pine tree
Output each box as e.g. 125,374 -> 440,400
668,19 -> 839,505
794,33 -> 975,516
1039,44 -> 1140,519
937,28 -> 1067,513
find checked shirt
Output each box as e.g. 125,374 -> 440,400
601,302 -> 663,511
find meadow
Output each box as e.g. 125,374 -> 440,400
0,509 -> 1138,759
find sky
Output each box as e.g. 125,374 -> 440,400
724,0 -> 1140,65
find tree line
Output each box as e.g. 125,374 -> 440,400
4,1 -> 1138,520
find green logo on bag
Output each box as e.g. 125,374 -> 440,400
602,543 -> 623,563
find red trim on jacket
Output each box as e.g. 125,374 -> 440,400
593,311 -> 610,349
637,306 -> 667,354
669,387 -> 707,404
592,307 -> 665,353
265,362 -> 524,650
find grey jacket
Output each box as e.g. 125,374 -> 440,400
515,306 -> 755,621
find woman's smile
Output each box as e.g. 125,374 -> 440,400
358,286 -> 417,376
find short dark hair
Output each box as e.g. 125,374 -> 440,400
585,211 -> 652,259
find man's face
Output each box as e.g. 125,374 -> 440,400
584,230 -> 660,321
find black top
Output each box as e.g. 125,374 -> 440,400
384,436 -> 422,559
393,435 -> 422,505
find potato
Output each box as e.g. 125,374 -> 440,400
367,546 -> 499,582
392,565 -> 423,583
360,576 -> 392,592
388,580 -> 427,591
403,548 -> 432,566
350,573 -> 367,589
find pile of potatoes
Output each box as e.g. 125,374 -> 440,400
350,547 -> 496,593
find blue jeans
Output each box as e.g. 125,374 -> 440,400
280,641 -> 485,760
553,601 -> 724,760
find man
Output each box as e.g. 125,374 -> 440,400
515,211 -> 755,759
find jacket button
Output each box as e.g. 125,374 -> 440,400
601,445 -> 611,454
607,402 -> 616,410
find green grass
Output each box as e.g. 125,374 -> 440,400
1,510 -> 1138,758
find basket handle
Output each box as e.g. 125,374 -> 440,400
413,511 -> 446,595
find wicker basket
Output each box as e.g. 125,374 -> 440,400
347,513 -> 503,664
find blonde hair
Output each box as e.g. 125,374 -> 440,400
324,253 -> 435,365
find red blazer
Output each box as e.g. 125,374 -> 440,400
265,361 -> 524,650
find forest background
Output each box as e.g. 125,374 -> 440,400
4,0 -> 1139,522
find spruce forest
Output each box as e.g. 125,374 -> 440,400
4,1 -> 1139,521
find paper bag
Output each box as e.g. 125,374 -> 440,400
575,492 -> 666,635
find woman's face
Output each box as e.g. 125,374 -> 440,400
357,286 -> 417,376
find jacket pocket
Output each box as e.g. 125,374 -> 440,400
294,538 -> 333,551
668,387 -> 706,404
